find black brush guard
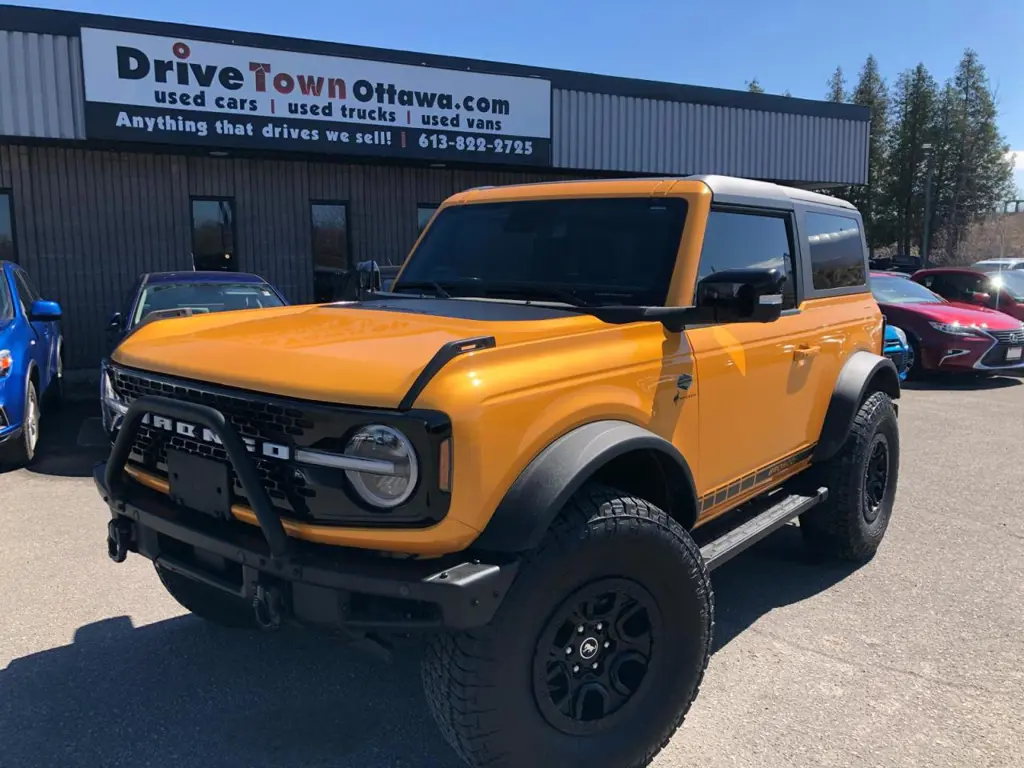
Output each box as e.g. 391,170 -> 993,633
96,395 -> 519,635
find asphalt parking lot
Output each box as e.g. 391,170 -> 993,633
1,379 -> 1022,768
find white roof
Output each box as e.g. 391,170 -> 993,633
688,174 -> 858,211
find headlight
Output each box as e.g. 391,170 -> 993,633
101,367 -> 128,415
342,424 -> 419,508
892,326 -> 908,346
929,321 -> 986,337
0,349 -> 11,378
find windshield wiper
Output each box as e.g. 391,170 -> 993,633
390,280 -> 452,299
467,281 -> 592,307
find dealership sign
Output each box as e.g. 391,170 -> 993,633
79,28 -> 552,166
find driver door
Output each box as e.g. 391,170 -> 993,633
684,207 -> 821,505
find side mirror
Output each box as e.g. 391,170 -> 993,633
696,268 -> 787,323
29,299 -> 62,321
106,312 -> 124,333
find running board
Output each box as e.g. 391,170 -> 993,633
699,487 -> 828,571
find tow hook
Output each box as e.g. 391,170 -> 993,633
107,518 -> 133,563
253,584 -> 284,631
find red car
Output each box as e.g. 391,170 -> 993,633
911,266 -> 1024,322
870,271 -> 1024,377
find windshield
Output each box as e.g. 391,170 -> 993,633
982,269 -> 1024,301
132,282 -> 284,326
393,197 -> 688,307
870,274 -> 945,305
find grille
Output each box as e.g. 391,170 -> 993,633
987,329 -> 1024,344
111,368 -> 317,518
885,351 -> 905,369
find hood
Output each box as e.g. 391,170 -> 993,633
111,297 -> 606,408
881,300 -> 1023,330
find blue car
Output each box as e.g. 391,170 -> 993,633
105,271 -> 288,353
0,261 -> 63,467
883,322 -> 910,381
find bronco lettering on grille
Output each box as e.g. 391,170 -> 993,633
141,413 -> 292,461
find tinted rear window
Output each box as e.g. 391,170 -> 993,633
395,197 -> 688,306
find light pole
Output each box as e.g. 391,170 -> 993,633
921,143 -> 936,269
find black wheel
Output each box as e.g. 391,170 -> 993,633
155,565 -> 257,629
801,390 -> 899,562
904,336 -> 923,380
2,379 -> 40,469
422,485 -> 714,768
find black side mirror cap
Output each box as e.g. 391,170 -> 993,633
696,267 -> 787,323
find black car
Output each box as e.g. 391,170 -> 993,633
105,271 -> 288,353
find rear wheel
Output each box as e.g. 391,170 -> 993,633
422,485 -> 713,768
801,391 -> 899,562
155,565 -> 257,629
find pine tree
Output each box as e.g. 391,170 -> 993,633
881,64 -> 938,256
826,66 -> 847,102
844,56 -> 890,253
931,50 -> 1014,262
746,78 -> 765,94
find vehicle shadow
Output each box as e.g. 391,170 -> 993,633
0,524 -> 859,768
708,523 -> 863,652
0,616 -> 463,768
900,373 -> 1022,391
25,400 -> 108,478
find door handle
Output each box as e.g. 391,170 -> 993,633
793,345 -> 821,360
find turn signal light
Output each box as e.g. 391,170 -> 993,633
438,438 -> 452,493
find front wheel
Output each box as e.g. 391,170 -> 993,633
2,379 -> 40,468
422,485 -> 714,768
801,390 -> 900,562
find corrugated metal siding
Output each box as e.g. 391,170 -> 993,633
0,144 -> 567,369
0,30 -> 868,184
0,31 -> 85,139
552,90 -> 869,185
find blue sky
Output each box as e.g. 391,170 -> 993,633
17,0 -> 1024,195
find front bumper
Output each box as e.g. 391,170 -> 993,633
97,395 -> 519,633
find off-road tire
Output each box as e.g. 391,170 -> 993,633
155,565 -> 257,629
422,484 -> 714,768
2,380 -> 40,469
801,390 -> 899,562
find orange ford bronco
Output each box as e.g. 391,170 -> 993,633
97,175 -> 900,768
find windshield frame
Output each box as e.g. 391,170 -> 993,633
870,273 -> 947,305
131,280 -> 284,327
391,196 -> 690,309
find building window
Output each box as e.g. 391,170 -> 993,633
191,197 -> 236,271
310,202 -> 350,303
696,209 -> 798,310
417,204 -> 438,234
0,191 -> 15,263
805,211 -> 866,290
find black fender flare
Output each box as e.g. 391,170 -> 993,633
813,350 -> 901,464
471,420 -> 699,554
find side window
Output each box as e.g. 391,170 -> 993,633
13,269 -> 39,314
697,209 -> 797,310
805,211 -> 867,290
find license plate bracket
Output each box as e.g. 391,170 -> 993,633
166,448 -> 232,519
1007,346 -> 1022,362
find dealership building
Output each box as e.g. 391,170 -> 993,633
0,5 -> 870,371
